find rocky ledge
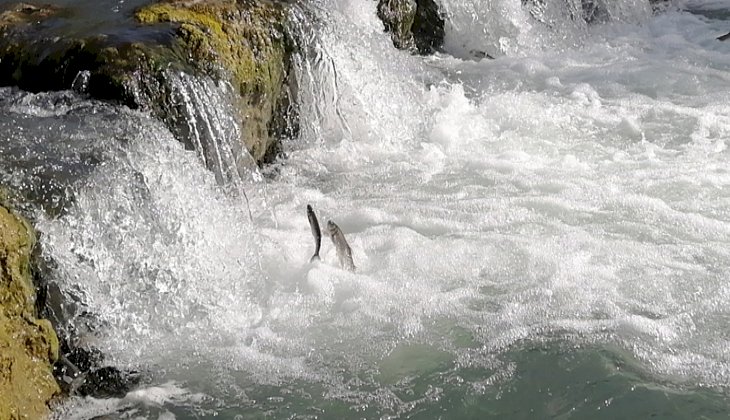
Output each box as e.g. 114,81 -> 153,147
0,194 -> 60,419
0,0 -> 297,166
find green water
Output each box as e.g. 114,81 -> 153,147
122,341 -> 727,419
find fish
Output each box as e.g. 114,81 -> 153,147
326,220 -> 356,272
307,204 -> 322,262
718,31 -> 730,41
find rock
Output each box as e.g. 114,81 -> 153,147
0,3 -> 61,27
135,0 -> 297,163
377,0 -> 444,55
378,0 -> 417,50
411,0 -> 445,54
0,200 -> 60,419
0,0 -> 298,166
75,366 -> 142,399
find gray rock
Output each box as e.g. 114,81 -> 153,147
377,0 -> 444,55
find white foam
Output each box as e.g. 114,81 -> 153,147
52,382 -> 204,420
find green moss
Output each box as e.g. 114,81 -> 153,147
0,205 -> 36,314
135,1 -> 286,93
135,0 -> 292,161
0,0 -> 296,166
0,204 -> 60,419
0,3 -> 62,30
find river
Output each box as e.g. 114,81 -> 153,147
1,0 -> 730,418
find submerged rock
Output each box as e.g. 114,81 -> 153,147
0,0 -> 297,166
0,198 -> 60,419
377,0 -> 445,55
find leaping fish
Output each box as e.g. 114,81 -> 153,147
326,220 -> 356,272
307,204 -> 322,263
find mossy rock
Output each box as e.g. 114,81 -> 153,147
0,3 -> 183,108
135,0 -> 296,163
0,3 -> 63,29
0,0 -> 297,166
0,203 -> 60,419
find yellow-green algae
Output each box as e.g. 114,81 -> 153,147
0,3 -> 62,30
136,0 -> 291,162
0,202 -> 60,419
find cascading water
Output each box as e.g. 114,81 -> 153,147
162,72 -> 261,186
1,0 -> 729,418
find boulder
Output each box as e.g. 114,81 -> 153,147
0,198 -> 60,419
135,0 -> 297,163
377,0 -> 445,55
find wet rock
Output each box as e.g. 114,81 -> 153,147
377,0 -> 417,50
0,198 -> 60,419
75,366 -> 142,399
411,0 -> 445,54
377,0 -> 444,55
135,0 -> 298,163
0,3 -> 63,27
52,333 -> 144,398
0,0 -> 298,166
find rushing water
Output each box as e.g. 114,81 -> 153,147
1,0 -> 730,418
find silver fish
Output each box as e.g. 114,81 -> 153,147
307,204 -> 322,263
326,220 -> 356,272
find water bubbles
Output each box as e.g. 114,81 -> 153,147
71,71 -> 91,95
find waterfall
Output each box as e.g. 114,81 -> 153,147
0,0 -> 727,417
162,72 -> 262,187
437,0 -> 654,58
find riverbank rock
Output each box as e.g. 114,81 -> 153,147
0,201 -> 60,419
0,0 -> 297,166
135,0 -> 297,163
377,0 -> 445,55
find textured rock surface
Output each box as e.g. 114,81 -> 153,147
0,0 -> 297,166
135,0 -> 296,163
377,0 -> 444,55
0,201 -> 60,419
